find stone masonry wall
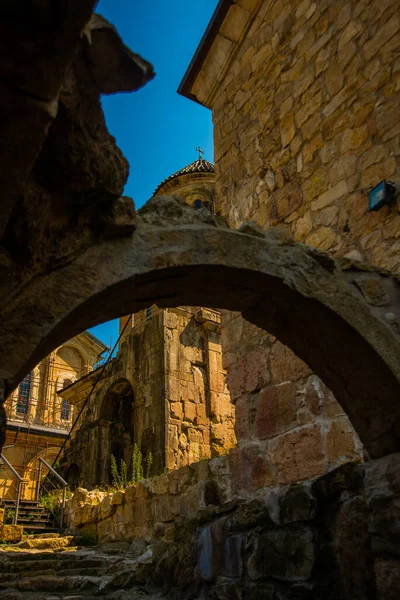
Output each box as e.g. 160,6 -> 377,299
164,307 -> 236,470
209,0 -> 400,486
64,312 -> 165,485
64,307 -> 236,485
65,453 -> 400,599
222,310 -> 364,486
213,0 -> 400,272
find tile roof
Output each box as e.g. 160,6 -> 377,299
154,157 -> 214,195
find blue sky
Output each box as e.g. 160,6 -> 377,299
89,0 -> 218,349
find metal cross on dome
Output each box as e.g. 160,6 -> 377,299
196,146 -> 204,159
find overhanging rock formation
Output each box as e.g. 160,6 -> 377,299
1,196 -> 400,460
0,1 -> 154,452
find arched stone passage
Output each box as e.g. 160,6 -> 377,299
1,199 -> 400,458
98,379 -> 134,484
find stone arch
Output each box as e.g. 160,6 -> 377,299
56,346 -> 84,377
98,378 -> 135,484
1,200 -> 400,458
23,446 -> 60,500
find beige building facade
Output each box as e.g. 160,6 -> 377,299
1,331 -> 107,500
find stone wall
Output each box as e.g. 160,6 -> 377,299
63,311 -> 165,485
65,452 -> 400,599
164,307 -> 236,470
202,0 -> 400,487
222,310 -> 364,485
62,306 -> 236,486
212,0 -> 400,273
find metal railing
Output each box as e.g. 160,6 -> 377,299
0,453 -> 25,524
36,457 -> 68,532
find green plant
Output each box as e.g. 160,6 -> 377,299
145,452 -> 153,479
110,455 -> 128,490
39,491 -> 61,520
131,444 -> 143,484
110,445 -> 153,490
4,508 -> 14,523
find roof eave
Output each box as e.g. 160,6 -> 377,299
178,0 -> 232,104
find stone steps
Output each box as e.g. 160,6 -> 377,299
1,499 -> 59,534
0,543 -> 167,599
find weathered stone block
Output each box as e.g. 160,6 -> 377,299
354,276 -> 391,306
364,453 -> 400,547
233,497 -> 272,530
229,443 -> 275,492
311,180 -> 348,211
245,583 -> 277,600
280,113 -> 296,148
184,400 -> 197,422
270,341 -> 311,383
0,524 -> 23,542
305,226 -> 336,251
271,425 -> 326,484
364,13 -> 400,61
375,558 -> 400,600
255,382 -> 297,439
301,167 -> 329,202
111,490 -> 125,505
227,347 -> 270,401
214,577 -> 243,600
340,125 -> 369,153
248,525 -> 315,581
294,211 -> 313,239
303,135 -> 323,164
268,483 -> 316,525
100,494 -> 117,520
296,91 -> 323,128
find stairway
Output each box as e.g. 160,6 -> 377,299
1,499 -> 59,534
0,541 -> 167,599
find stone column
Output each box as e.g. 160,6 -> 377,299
28,366 -> 40,423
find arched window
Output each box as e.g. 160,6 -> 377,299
60,378 -> 72,421
193,199 -> 203,210
61,399 -> 71,421
16,372 -> 32,416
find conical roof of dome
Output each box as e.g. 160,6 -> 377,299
154,156 -> 214,195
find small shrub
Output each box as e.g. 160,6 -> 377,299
111,455 -> 128,489
131,444 -> 143,484
3,508 -> 15,523
39,491 -> 61,520
110,445 -> 153,490
145,452 -> 153,479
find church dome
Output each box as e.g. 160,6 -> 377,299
153,156 -> 214,196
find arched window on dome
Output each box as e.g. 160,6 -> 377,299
193,199 -> 203,210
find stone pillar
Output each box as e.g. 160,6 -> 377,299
43,353 -> 56,427
28,366 -> 40,423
